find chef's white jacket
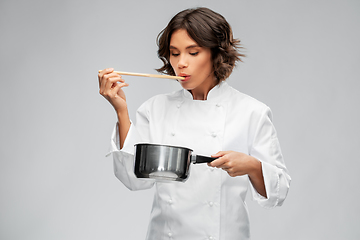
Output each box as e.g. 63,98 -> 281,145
107,81 -> 291,240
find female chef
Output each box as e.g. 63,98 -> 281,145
98,7 -> 290,240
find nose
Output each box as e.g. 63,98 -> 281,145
177,55 -> 188,69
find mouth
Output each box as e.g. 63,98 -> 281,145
178,73 -> 191,82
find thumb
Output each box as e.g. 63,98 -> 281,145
211,151 -> 227,158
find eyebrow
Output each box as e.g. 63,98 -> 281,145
169,44 -> 199,50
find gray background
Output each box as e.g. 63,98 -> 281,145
1,0 -> 359,239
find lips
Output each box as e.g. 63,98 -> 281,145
178,73 -> 191,81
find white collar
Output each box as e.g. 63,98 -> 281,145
182,81 -> 228,102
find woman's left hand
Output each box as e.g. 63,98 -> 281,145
209,151 -> 267,197
208,151 -> 259,177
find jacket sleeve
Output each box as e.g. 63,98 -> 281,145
106,103 -> 155,191
248,107 -> 291,208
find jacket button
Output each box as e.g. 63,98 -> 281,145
216,103 -> 221,107
208,236 -> 214,240
168,199 -> 173,205
171,132 -> 175,136
168,232 -> 173,237
211,133 -> 217,138
208,201 -> 214,207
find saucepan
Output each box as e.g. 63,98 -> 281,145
134,143 -> 216,182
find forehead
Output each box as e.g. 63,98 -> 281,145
169,29 -> 199,48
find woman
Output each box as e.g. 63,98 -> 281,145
98,7 -> 290,240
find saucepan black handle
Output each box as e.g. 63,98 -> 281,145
192,155 -> 217,164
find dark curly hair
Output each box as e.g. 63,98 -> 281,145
156,7 -> 244,83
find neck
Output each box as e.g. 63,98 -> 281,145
191,92 -> 207,100
190,75 -> 218,100
190,82 -> 217,100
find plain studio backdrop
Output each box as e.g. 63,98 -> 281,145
0,0 -> 359,239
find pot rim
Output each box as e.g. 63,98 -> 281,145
134,143 -> 193,152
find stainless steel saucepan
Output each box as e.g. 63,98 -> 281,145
134,143 -> 216,182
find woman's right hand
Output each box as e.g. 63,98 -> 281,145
98,68 -> 129,113
99,68 -> 131,149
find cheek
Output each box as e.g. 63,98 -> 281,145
198,56 -> 213,72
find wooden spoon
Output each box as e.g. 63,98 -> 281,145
98,70 -> 184,80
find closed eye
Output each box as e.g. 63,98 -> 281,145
190,52 -> 199,56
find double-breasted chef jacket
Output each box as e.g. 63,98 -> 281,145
107,81 -> 291,240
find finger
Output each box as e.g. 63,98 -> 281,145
105,72 -> 123,82
101,73 -> 122,94
105,75 -> 124,92
209,151 -> 231,167
221,165 -> 232,170
99,69 -> 121,91
225,169 -> 237,177
98,68 -> 114,77
111,82 -> 129,94
98,68 -> 114,86
99,70 -> 116,93
208,155 -> 228,168
109,75 -> 125,85
218,161 -> 233,170
211,151 -> 229,158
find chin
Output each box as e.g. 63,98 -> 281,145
179,82 -> 194,90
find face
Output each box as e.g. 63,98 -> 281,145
169,29 -> 215,99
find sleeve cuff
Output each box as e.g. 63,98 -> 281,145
250,161 -> 290,209
106,121 -> 140,157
